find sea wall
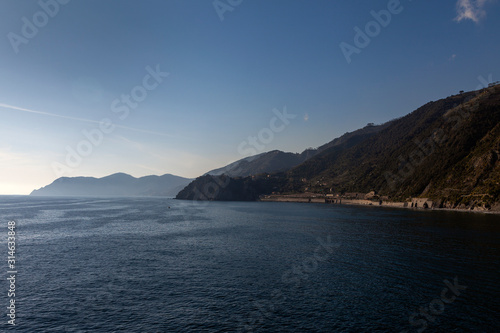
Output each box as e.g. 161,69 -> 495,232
261,195 -> 325,203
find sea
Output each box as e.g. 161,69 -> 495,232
0,196 -> 499,332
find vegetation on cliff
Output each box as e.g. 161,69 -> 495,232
176,174 -> 288,201
177,85 -> 500,210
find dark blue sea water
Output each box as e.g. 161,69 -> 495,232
0,196 -> 499,332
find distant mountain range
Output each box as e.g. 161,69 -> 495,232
177,84 -> 500,211
205,122 -> 391,177
30,173 -> 192,197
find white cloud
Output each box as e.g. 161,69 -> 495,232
455,0 -> 492,23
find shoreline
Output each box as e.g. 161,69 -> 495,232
259,194 -> 500,215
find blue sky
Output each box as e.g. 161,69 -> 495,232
0,0 -> 499,194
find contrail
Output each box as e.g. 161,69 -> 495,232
0,103 -> 178,138
0,103 -> 102,124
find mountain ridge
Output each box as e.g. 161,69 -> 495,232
31,172 -> 192,197
176,84 -> 500,211
205,122 -> 391,178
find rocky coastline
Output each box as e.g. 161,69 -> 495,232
259,193 -> 500,214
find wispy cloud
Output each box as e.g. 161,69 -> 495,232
0,103 -> 180,138
454,0 -> 492,23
